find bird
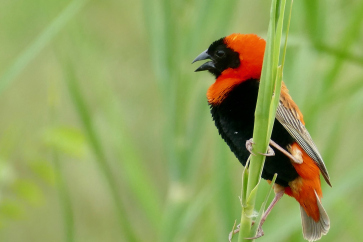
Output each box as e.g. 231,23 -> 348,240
192,33 -> 331,241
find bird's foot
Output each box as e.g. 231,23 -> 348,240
245,138 -> 275,156
259,145 -> 275,156
245,226 -> 264,240
228,222 -> 265,241
245,138 -> 256,156
228,223 -> 240,242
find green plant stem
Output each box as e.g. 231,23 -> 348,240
237,0 -> 288,241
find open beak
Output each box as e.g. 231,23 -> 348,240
192,50 -> 216,72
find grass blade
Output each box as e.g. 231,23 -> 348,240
63,62 -> 139,242
0,0 -> 88,95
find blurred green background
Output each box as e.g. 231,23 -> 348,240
0,0 -> 363,241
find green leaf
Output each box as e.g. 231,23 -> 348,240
0,200 -> 24,220
245,181 -> 261,210
43,126 -> 87,158
29,160 -> 56,185
12,179 -> 43,205
241,156 -> 250,207
250,174 -> 277,237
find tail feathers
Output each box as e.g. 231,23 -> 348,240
300,191 -> 330,241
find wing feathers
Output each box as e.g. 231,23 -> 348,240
276,84 -> 331,186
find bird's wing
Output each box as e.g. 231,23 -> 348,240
275,83 -> 331,186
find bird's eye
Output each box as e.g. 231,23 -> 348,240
215,50 -> 226,58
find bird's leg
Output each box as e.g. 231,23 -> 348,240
245,186 -> 285,240
269,140 -> 302,164
245,138 -> 275,157
246,139 -> 302,164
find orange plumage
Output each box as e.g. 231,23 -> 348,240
285,142 -> 322,222
207,34 -> 266,105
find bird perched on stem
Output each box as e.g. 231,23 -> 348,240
193,33 -> 330,241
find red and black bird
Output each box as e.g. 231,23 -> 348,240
193,34 -> 331,241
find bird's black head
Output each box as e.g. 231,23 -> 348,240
192,37 -> 240,78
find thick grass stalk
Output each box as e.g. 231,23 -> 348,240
237,0 -> 290,241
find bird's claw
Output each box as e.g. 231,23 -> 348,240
246,138 -> 275,157
245,227 -> 264,240
259,145 -> 275,156
245,138 -> 256,156
228,223 -> 240,242
228,222 -> 264,241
